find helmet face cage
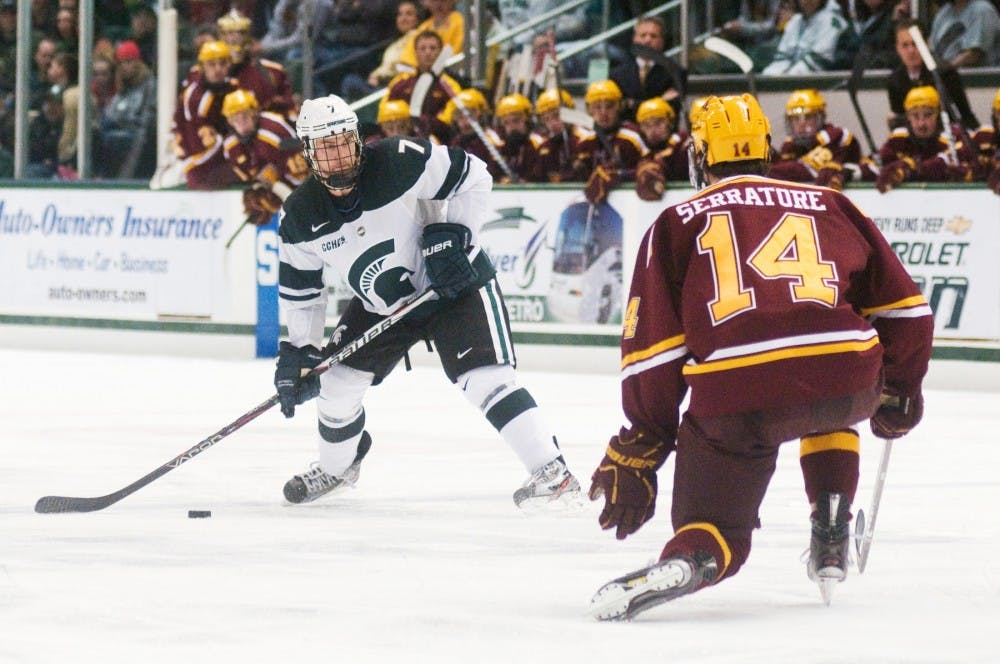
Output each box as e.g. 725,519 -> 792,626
297,95 -> 363,192
785,89 -> 825,145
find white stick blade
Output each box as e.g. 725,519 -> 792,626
704,36 -> 754,74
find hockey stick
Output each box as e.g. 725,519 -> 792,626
846,48 -> 881,162
35,289 -> 437,513
855,437 -> 893,573
703,36 -> 755,96
447,86 -> 519,183
409,44 -> 455,139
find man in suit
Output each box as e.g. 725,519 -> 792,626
610,15 -> 686,123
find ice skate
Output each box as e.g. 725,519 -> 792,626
807,491 -> 851,605
588,551 -> 718,621
512,456 -> 582,509
283,433 -> 372,504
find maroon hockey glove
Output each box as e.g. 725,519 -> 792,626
870,389 -> 924,439
815,168 -> 844,191
876,160 -> 908,193
589,428 -> 671,540
635,160 -> 666,201
584,165 -> 621,204
243,183 -> 283,226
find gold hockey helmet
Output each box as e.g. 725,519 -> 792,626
691,94 -> 771,168
785,88 -> 826,116
584,80 -> 623,105
217,8 -> 252,33
535,88 -> 574,115
377,99 -> 411,124
904,85 -> 940,112
198,40 -> 231,64
495,93 -> 532,119
636,97 -> 675,125
222,89 -> 259,118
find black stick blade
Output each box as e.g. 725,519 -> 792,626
35,495 -> 115,513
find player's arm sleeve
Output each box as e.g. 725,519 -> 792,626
278,225 -> 328,348
843,200 -> 934,395
418,143 -> 493,238
619,219 -> 689,448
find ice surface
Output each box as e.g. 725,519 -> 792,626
1,349 -> 997,662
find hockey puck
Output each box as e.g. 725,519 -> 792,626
187,510 -> 212,518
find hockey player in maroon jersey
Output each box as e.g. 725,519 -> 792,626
386,30 -> 459,143
493,93 -> 544,183
866,85 -> 975,193
216,9 -> 296,121
171,40 -> 240,190
574,80 -> 648,204
976,88 -> 1000,193
221,89 -> 307,226
532,88 -> 594,183
443,88 -> 506,177
634,97 -> 689,201
587,94 -> 934,621
767,89 -> 860,191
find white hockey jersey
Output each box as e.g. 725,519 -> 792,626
277,136 -> 493,348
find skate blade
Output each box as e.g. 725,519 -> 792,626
588,560 -> 689,621
818,577 -> 838,606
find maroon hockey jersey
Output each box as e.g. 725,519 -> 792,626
222,112 -> 307,188
768,123 -> 861,186
620,175 -> 934,445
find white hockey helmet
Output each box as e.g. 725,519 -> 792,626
296,94 -> 363,192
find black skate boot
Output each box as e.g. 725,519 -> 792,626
283,432 -> 373,504
588,550 -> 719,621
807,491 -> 851,605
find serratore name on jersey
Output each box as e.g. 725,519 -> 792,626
676,184 -> 828,224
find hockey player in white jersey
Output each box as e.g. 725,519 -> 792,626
273,94 -> 581,508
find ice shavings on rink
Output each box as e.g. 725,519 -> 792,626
1,349 -> 997,662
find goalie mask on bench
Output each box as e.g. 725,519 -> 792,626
296,94 -> 363,194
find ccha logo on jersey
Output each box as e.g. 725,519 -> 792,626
347,238 -> 416,308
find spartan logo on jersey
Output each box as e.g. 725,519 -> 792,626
347,239 -> 416,308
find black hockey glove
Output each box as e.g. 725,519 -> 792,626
870,388 -> 923,439
589,427 -> 672,540
274,341 -> 324,418
421,222 -> 478,299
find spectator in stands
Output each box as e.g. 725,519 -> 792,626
90,53 -> 117,115
634,97 -> 689,201
575,80 -> 649,204
127,5 -> 158,70
221,89 -> 306,225
768,89 -> 860,190
834,0 -> 908,69
96,40 -> 157,179
399,0 -> 461,69
865,85 -> 974,193
30,36 -> 59,111
887,18 -> 979,130
218,8 -> 296,120
312,0 -> 398,97
54,7 -> 78,54
340,0 -> 422,101
713,0 -> 796,71
494,92 -> 543,183
610,15 -> 686,122
260,0 -> 307,62
761,0 -> 847,74
929,0 -> 1000,68
47,52 -> 79,177
27,86 -> 63,178
533,88 -> 593,183
31,0 -> 55,36
0,0 -> 16,95
171,40 -> 240,190
386,30 -> 459,142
